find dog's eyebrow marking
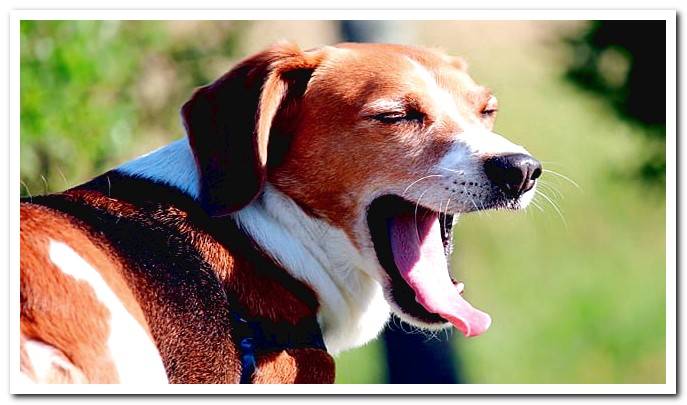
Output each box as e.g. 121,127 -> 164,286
405,57 -> 466,128
482,93 -> 498,109
360,99 -> 407,116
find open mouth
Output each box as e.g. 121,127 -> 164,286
367,195 -> 491,337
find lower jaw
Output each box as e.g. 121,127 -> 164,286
386,297 -> 451,330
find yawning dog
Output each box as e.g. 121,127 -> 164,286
20,42 -> 541,384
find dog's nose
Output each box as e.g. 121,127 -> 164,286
483,153 -> 542,197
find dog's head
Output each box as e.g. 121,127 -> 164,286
182,42 -> 541,337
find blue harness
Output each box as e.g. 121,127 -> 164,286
230,311 -> 327,384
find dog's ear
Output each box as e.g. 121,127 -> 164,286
181,42 -> 324,217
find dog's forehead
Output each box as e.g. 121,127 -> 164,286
313,44 -> 486,103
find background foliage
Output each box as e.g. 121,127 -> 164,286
20,20 -> 667,384
21,21 -> 243,194
565,20 -> 666,186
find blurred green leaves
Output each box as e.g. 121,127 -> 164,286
20,20 -> 244,196
564,21 -> 666,187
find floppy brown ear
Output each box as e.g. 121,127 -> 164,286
181,42 -> 324,216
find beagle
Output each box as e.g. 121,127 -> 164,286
19,42 -> 541,384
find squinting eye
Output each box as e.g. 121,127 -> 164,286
481,108 -> 498,118
373,110 -> 423,124
481,95 -> 498,119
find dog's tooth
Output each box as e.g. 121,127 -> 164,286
455,282 -> 465,294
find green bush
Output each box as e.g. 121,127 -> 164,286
20,20 -> 244,196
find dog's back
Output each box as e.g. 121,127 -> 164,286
20,174 -> 334,384
21,195 -> 170,383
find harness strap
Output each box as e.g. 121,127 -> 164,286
231,311 -> 327,384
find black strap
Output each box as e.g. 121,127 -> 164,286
231,311 -> 327,384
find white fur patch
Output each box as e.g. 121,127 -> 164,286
407,57 -> 467,127
22,339 -> 85,383
117,138 -> 200,198
48,240 -> 168,384
232,185 -> 390,354
449,129 -> 530,157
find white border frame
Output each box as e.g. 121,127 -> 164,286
9,9 -> 677,395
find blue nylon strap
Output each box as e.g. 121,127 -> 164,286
231,311 -> 327,384
238,336 -> 257,384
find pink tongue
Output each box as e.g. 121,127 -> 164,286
389,212 -> 491,337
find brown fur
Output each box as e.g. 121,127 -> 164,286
253,349 -> 335,384
21,203 -> 144,383
21,173 -> 333,383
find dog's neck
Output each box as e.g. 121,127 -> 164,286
117,138 -> 390,354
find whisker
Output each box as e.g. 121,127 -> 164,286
423,330 -> 434,343
403,174 -> 444,196
20,180 -> 32,201
399,318 -> 411,334
537,181 -> 564,200
465,186 -> 486,217
543,169 -> 580,190
438,166 -> 464,175
479,199 -> 493,218
461,184 -> 482,217
529,198 -> 545,213
469,196 -> 482,217
536,189 -> 568,228
414,187 -> 432,242
391,315 -> 402,331
539,160 -> 567,167
56,166 -> 70,190
40,175 -> 49,195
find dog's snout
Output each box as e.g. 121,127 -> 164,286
483,153 -> 542,197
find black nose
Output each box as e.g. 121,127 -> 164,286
483,153 -> 542,197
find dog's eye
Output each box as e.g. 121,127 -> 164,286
373,110 -> 423,124
481,95 -> 498,119
481,108 -> 498,118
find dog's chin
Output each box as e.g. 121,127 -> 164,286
484,186 -> 537,211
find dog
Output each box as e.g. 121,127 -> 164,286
19,42 -> 541,384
